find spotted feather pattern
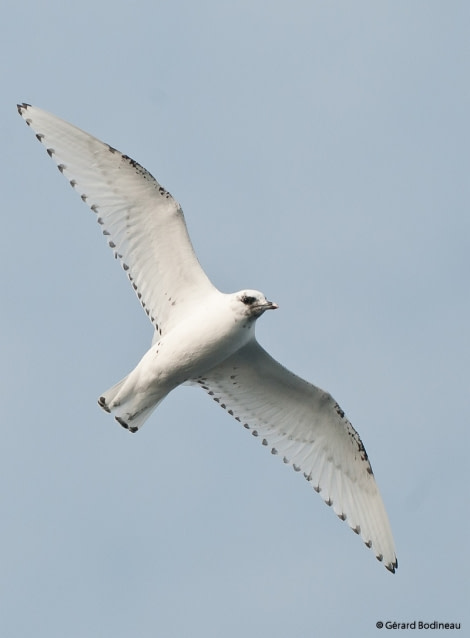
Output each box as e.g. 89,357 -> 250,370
196,339 -> 397,573
17,103 -> 215,336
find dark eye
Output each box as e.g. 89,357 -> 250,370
241,295 -> 256,305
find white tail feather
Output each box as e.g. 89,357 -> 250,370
98,374 -> 163,433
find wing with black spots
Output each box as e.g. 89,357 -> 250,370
197,339 -> 397,573
18,103 -> 216,334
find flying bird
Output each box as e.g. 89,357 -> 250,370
18,103 -> 397,573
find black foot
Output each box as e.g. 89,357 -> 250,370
115,416 -> 138,434
98,396 -> 111,413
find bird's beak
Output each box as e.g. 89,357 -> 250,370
265,300 -> 279,310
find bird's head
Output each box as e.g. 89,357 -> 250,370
235,290 -> 279,318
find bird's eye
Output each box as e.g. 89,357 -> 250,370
241,295 -> 256,305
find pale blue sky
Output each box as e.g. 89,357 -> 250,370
2,2 -> 469,636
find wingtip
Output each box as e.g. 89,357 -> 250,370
386,556 -> 398,574
382,555 -> 398,574
373,545 -> 398,574
17,102 -> 31,116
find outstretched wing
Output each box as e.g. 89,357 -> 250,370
197,339 -> 397,572
18,103 -> 216,335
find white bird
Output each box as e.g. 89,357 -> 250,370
18,103 -> 397,573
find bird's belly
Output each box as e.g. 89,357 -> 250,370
139,317 -> 253,391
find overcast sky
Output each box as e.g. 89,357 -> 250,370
2,1 -> 469,636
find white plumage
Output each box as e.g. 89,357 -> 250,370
18,103 -> 397,572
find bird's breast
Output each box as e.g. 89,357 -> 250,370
151,305 -> 254,384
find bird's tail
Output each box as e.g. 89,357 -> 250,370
97,374 -> 162,433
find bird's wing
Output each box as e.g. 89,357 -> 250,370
18,103 -> 216,335
197,339 -> 397,572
